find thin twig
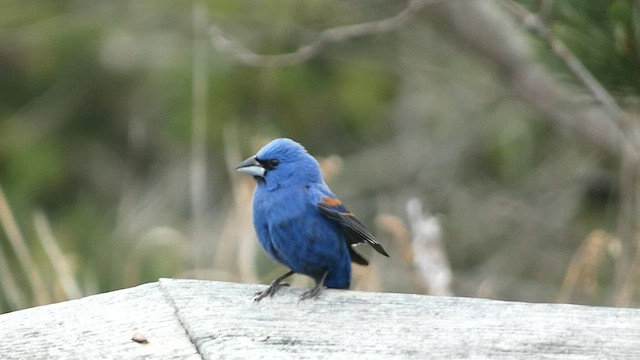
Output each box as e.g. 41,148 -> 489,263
208,0 -> 443,67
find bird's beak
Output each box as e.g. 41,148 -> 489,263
236,156 -> 266,178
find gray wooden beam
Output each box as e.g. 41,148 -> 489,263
1,279 -> 640,359
0,281 -> 201,359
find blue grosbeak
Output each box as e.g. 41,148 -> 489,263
237,138 -> 389,301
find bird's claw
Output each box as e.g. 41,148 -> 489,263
299,271 -> 328,302
298,285 -> 325,302
254,281 -> 290,302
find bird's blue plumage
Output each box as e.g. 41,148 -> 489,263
237,138 -> 388,299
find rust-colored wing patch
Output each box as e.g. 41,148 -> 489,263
321,198 -> 343,207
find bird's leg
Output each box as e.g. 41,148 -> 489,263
299,271 -> 329,301
255,270 -> 295,302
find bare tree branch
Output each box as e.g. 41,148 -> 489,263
208,0 -> 443,68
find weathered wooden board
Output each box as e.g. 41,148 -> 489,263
1,279 -> 640,359
159,279 -> 640,359
0,282 -> 200,360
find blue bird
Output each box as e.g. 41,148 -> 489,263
236,138 -> 389,301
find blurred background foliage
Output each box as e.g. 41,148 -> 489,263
1,0 -> 640,313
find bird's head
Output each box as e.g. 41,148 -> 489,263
236,138 -> 323,191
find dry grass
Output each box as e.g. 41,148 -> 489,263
0,183 -> 50,307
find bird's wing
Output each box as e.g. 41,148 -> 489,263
318,197 -> 390,266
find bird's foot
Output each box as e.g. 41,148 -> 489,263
298,271 -> 329,302
254,281 -> 289,302
298,284 -> 325,302
254,270 -> 295,302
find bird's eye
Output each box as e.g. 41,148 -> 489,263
269,159 -> 280,168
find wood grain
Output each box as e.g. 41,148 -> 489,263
1,279 -> 640,359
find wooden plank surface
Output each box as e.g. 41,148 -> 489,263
0,282 -> 200,360
2,279 -> 640,359
159,279 -> 640,359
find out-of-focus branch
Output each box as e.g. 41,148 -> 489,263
406,197 -> 452,296
208,0 -> 443,67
